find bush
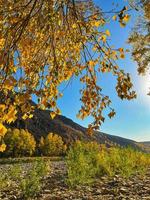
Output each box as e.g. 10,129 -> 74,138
0,171 -> 8,190
9,164 -> 22,181
34,157 -> 51,177
0,158 -> 51,198
66,141 -> 100,187
97,147 -> 150,177
20,158 -> 50,199
4,128 -> 36,157
66,141 -> 150,187
20,169 -> 41,199
39,133 -> 67,156
0,164 -> 22,191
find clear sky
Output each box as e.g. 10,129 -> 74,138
40,0 -> 150,141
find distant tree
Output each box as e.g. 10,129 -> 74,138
4,129 -> 36,157
39,133 -> 67,156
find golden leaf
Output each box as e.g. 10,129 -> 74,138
0,123 -> 7,137
50,112 -> 56,119
105,29 -> 111,37
94,20 -> 101,27
0,143 -> 6,152
123,14 -> 130,22
112,15 -> 117,21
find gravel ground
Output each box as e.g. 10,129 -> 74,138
0,161 -> 150,200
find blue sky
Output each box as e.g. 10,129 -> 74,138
34,0 -> 150,141
57,0 -> 150,142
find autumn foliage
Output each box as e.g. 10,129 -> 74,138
128,0 -> 150,76
4,129 -> 36,157
39,133 -> 67,156
0,1 -> 137,150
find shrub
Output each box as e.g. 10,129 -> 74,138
66,141 -> 100,187
0,164 -> 22,191
20,169 -> 41,199
34,157 -> 51,177
0,171 -> 8,190
96,146 -> 150,177
4,128 -> 36,157
20,158 -> 50,199
8,164 -> 22,181
66,141 -> 150,187
39,133 -> 67,156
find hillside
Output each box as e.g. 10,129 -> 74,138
137,141 -> 150,152
6,101 -> 145,150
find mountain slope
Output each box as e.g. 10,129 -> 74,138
6,102 -> 144,150
137,141 -> 150,152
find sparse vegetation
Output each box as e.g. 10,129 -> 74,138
66,141 -> 150,187
66,141 -> 101,187
97,146 -> 150,177
0,170 -> 8,190
20,168 -> 41,199
0,158 -> 51,199
0,144 -> 150,199
20,158 -> 50,199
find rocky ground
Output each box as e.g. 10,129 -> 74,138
0,161 -> 150,200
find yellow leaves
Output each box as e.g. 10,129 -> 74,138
22,113 -> 28,120
108,110 -> 116,118
120,22 -> 126,28
0,104 -> 6,112
120,53 -> 125,59
119,14 -> 130,27
22,113 -> 33,120
122,14 -> 130,23
3,77 -> 17,91
0,143 -> 6,152
4,79 -> 14,90
0,123 -> 7,137
92,45 -> 97,51
39,132 -> 66,156
93,20 -> 101,27
112,15 -> 117,21
3,128 -> 36,155
88,60 -> 95,68
72,23 -> 77,29
118,48 -> 125,59
59,93 -> 63,98
50,111 -> 56,119
110,50 -> 117,60
105,29 -> 111,37
101,35 -> 107,43
0,0 -> 136,135
0,123 -> 7,152
4,105 -> 17,124
0,37 -> 5,49
56,108 -> 61,115
119,48 -> 124,53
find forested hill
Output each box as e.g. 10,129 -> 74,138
7,101 -> 146,151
